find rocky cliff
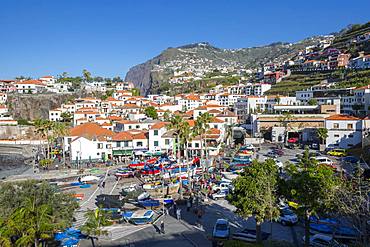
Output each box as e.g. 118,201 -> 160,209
124,38 -> 327,96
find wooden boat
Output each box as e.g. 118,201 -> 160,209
123,210 -> 155,225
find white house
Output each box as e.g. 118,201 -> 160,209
325,114 -> 362,149
14,80 -> 47,94
64,122 -> 114,162
148,122 -> 168,152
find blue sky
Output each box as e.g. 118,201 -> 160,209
0,0 -> 369,78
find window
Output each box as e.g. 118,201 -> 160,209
68,138 -> 72,144
154,130 -> 158,136
334,134 -> 340,138
333,123 -> 339,129
195,143 -> 199,148
165,139 -> 169,145
154,141 -> 159,147
97,153 -> 100,156
137,141 -> 143,147
129,126 -> 132,129
97,143 -> 103,149
347,123 -> 353,129
136,125 -> 140,129
124,141 -> 129,147
106,144 -> 111,149
116,142 -> 121,147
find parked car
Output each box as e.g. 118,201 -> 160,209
315,156 -> 335,167
288,137 -> 299,144
212,182 -> 231,192
266,150 -> 278,158
232,228 -> 269,242
341,156 -> 359,164
278,208 -> 298,225
302,234 -> 347,247
211,191 -> 228,200
212,219 -> 230,239
327,149 -> 347,157
274,149 -> 284,156
310,142 -> 320,150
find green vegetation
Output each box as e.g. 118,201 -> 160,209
81,209 -> 111,247
281,148 -> 340,247
228,159 -> 279,244
144,106 -> 158,119
131,88 -> 140,96
316,128 -> 328,145
100,89 -> 114,100
0,180 -> 78,246
17,119 -> 32,125
267,69 -> 370,96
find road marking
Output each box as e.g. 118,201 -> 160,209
110,180 -> 119,195
80,169 -> 110,207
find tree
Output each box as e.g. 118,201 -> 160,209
52,122 -> 69,168
60,112 -> 72,123
144,106 -> 158,119
333,165 -> 370,245
278,112 -> 294,145
228,159 -> 280,244
168,115 -> 187,198
34,119 -> 53,159
82,69 -> 92,82
193,113 -> 212,174
307,98 -> 318,106
316,128 -> 328,145
0,181 -> 78,246
80,209 -> 110,247
162,111 -> 171,121
281,149 -> 340,247
131,88 -> 140,96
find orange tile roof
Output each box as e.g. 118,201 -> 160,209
70,122 -> 114,140
186,120 -> 195,127
326,114 -> 360,121
132,131 -> 148,140
184,94 -> 200,101
211,117 -> 225,123
16,80 -> 46,86
112,131 -> 133,141
355,85 -> 370,90
150,122 -> 169,130
208,109 -> 221,114
108,116 -> 123,121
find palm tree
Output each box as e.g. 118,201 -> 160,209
52,122 -> 69,169
82,69 -> 92,82
316,128 -> 328,151
193,113 -> 212,176
168,115 -> 186,198
34,119 -> 53,159
9,197 -> 56,247
80,209 -> 109,247
178,121 -> 193,193
278,112 -> 294,145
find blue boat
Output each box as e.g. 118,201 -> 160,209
310,223 -> 358,239
123,210 -> 155,225
138,199 -> 160,208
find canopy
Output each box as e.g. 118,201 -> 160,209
135,151 -> 144,156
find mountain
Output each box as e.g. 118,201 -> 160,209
125,23 -> 368,96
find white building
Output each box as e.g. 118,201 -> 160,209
325,114 -> 362,149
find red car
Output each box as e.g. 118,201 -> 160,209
288,137 -> 299,143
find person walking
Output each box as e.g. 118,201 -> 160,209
173,202 -> 177,216
186,199 -> 191,212
160,220 -> 165,234
176,208 -> 181,221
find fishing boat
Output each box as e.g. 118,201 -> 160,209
129,161 -> 145,169
221,171 -> 239,180
123,210 -> 155,225
115,168 -> 135,178
143,181 -> 162,190
138,199 -> 160,208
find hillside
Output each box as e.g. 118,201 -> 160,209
125,38 -> 327,96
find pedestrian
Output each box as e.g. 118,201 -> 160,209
102,181 -> 106,188
176,208 -> 181,220
78,177 -> 81,183
186,199 -> 191,212
173,202 -> 177,215
160,220 -> 165,234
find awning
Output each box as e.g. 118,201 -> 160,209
113,150 -> 133,156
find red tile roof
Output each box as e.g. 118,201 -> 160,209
70,122 -> 114,140
150,122 -> 169,130
326,114 -> 360,121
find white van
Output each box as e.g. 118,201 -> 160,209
315,156 -> 334,166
